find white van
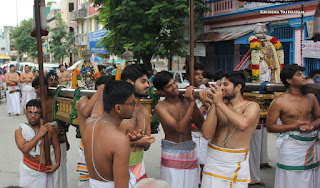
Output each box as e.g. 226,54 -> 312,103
35,63 -> 60,74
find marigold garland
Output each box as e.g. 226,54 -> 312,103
248,35 -> 284,82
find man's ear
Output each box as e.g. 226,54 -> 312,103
286,78 -> 292,85
126,79 -> 134,85
114,104 -> 121,113
235,84 -> 242,93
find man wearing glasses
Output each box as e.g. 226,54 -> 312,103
82,80 -> 137,187
15,99 -> 61,188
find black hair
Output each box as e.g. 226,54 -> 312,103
45,71 -> 58,81
280,64 -> 306,88
59,64 -> 64,68
153,71 -> 173,91
25,65 -> 29,67
186,63 -> 204,76
95,75 -> 115,90
204,72 -> 214,79
222,71 -> 247,94
308,69 -> 320,79
98,65 -> 106,72
10,64 -> 15,68
121,64 -> 150,82
213,70 -> 225,81
34,70 -> 39,73
26,99 -> 41,110
103,80 -> 135,113
32,76 -> 48,88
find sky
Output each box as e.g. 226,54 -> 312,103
0,0 -> 60,31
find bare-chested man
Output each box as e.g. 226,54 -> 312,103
120,64 -> 156,182
15,99 -> 60,188
20,65 -> 36,114
82,80 -> 137,188
57,65 -> 71,87
153,71 -> 204,188
5,64 -> 20,116
266,64 -> 320,188
32,75 -> 67,188
199,71 -> 260,188
77,75 -> 114,187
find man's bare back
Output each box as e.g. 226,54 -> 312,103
83,118 -> 131,182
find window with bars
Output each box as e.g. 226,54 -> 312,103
269,26 -> 294,40
304,58 -> 320,75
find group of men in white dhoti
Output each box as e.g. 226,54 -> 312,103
5,64 -> 37,116
13,61 -> 320,188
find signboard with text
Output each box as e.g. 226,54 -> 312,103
185,43 -> 206,57
302,40 -> 320,59
89,29 -> 108,54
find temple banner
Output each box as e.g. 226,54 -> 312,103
302,40 -> 320,59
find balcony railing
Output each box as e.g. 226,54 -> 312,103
75,34 -> 88,46
71,6 -> 87,21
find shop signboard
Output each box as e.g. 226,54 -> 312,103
185,43 -> 206,57
89,29 -> 108,54
302,40 -> 320,59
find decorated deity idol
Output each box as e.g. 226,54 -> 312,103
72,50 -> 100,89
237,23 -> 284,83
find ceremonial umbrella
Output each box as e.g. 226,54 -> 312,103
90,56 -> 104,64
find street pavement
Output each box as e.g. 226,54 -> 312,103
0,98 -> 278,187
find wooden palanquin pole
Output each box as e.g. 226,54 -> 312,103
34,0 -> 50,165
190,0 -> 195,86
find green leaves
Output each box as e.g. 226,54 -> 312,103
91,0 -> 208,66
48,13 -> 75,63
11,19 -> 37,58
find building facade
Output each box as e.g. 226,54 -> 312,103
198,0 -> 318,74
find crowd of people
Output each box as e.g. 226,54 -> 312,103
8,60 -> 320,188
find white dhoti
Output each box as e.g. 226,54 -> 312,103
260,126 -> 269,164
19,161 -> 54,188
192,131 -> 210,165
78,142 -> 90,188
202,143 -> 250,188
19,123 -> 54,188
160,140 -> 199,188
21,83 -> 36,110
6,85 -> 20,115
49,121 -> 67,188
274,131 -> 320,188
249,129 -> 262,183
89,171 -> 136,188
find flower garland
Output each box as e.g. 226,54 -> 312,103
248,36 -> 261,81
248,35 -> 284,82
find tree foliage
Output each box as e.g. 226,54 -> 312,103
93,0 -> 208,67
48,13 -> 76,63
12,19 -> 38,58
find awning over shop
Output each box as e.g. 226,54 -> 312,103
0,54 -> 11,60
196,24 -> 258,42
